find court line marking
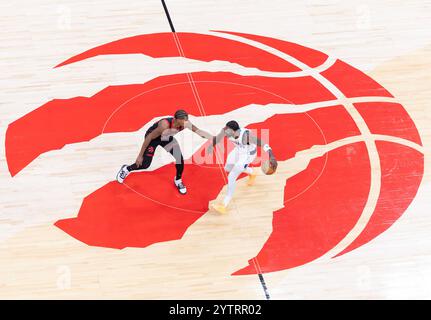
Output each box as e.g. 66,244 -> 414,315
213,31 -> 385,261
120,133 -> 421,215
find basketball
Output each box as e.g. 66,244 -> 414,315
261,159 -> 277,175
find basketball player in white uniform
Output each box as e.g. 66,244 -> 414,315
208,120 -> 277,214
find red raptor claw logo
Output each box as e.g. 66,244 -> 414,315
5,31 -> 424,275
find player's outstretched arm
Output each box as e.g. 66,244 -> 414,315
189,122 -> 214,140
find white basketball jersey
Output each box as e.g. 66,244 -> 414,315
228,128 -> 257,155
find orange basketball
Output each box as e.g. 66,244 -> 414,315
261,159 -> 277,175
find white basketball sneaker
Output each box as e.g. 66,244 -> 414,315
174,178 -> 187,195
116,165 -> 130,183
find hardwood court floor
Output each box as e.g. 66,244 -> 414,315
0,0 -> 430,299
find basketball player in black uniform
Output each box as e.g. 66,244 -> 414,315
116,109 -> 214,194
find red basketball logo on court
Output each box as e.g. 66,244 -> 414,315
5,32 -> 424,275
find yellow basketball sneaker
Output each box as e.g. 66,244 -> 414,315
247,171 -> 257,186
211,203 -> 227,214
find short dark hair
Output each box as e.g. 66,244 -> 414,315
174,109 -> 188,119
225,120 -> 240,131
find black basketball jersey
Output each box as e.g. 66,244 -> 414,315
145,117 -> 184,139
